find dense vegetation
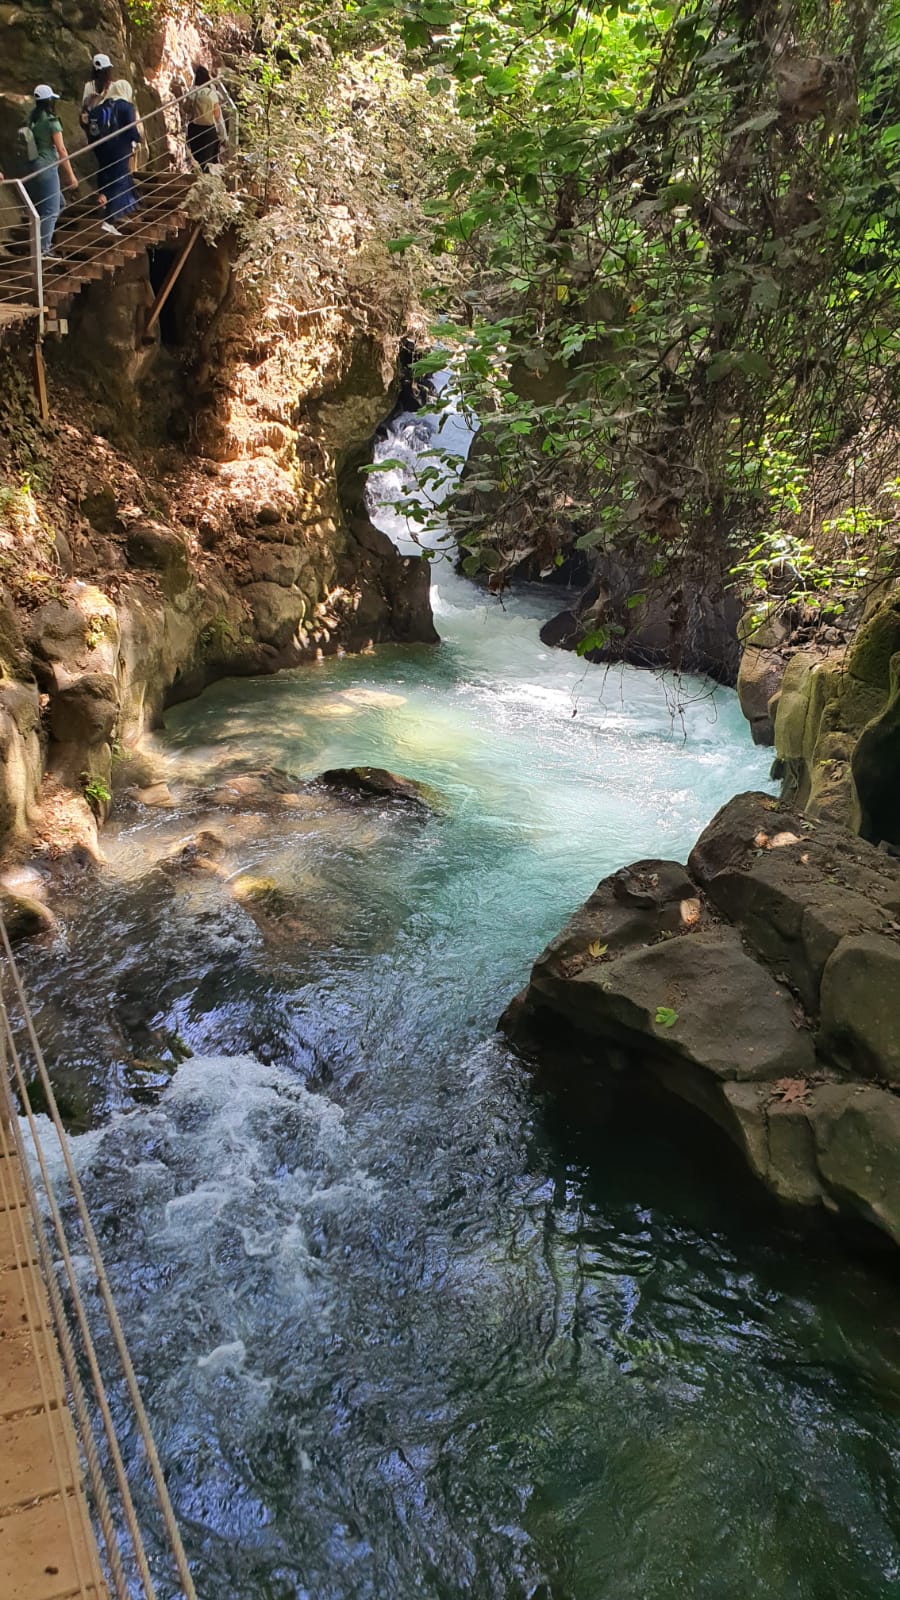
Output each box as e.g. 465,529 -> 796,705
165,0 -> 900,652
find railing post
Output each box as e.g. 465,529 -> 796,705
217,80 -> 240,155
14,178 -> 44,334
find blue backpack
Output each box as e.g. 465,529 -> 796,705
87,97 -> 117,143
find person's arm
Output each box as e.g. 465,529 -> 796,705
214,98 -> 228,147
52,131 -> 78,190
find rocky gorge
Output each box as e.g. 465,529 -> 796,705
0,0 -> 897,1267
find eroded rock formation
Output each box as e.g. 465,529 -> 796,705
504,790 -> 900,1247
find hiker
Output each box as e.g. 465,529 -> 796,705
81,53 -> 121,210
81,53 -> 113,124
21,85 -> 78,260
93,81 -> 141,236
185,65 -> 227,170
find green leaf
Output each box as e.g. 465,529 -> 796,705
387,236 -> 417,254
576,626 -> 610,656
654,1006 -> 679,1028
735,350 -> 772,380
729,109 -> 779,138
750,276 -> 781,310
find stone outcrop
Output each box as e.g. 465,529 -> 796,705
539,558 -> 743,685
504,790 -> 900,1247
770,592 -> 900,844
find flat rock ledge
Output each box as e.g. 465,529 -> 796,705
502,791 -> 900,1248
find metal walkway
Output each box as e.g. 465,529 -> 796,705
0,78 -> 237,340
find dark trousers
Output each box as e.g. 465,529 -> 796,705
187,122 -> 220,171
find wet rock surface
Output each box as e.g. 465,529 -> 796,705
505,790 -> 900,1246
314,765 -> 443,814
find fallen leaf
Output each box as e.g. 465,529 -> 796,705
800,853 -> 810,864
770,831 -> 801,848
587,940 -> 608,959
679,896 -> 702,927
771,1077 -> 809,1105
754,830 -> 771,849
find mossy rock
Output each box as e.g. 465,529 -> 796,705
846,597 -> 900,689
231,874 -> 294,916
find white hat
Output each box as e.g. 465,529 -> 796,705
33,85 -> 60,101
92,52 -> 112,70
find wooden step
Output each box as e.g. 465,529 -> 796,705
0,172 -> 200,322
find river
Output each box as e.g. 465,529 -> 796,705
19,393 -> 900,1598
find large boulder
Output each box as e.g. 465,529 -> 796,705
124,521 -> 192,601
531,924 -> 814,1081
736,644 -> 785,746
511,855 -> 813,1083
771,593 -> 900,844
813,1084 -> 900,1243
505,792 -> 900,1249
819,933 -> 900,1083
688,791 -> 900,1012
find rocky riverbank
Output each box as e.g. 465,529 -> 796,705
504,790 -> 900,1247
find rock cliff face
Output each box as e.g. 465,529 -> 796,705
0,3 -> 436,858
730,589 -> 900,844
505,791 -> 900,1248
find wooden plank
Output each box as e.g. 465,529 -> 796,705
0,1496 -> 105,1600
0,1264 -> 50,1336
0,1325 -> 65,1420
0,1407 -> 80,1510
143,221 -> 202,341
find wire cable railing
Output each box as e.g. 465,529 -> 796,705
0,76 -> 237,329
0,912 -> 199,1599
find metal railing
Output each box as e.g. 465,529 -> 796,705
0,76 -> 238,332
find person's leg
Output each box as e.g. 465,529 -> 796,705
200,126 -> 220,169
44,169 -> 62,253
28,162 -> 60,254
103,157 -> 129,220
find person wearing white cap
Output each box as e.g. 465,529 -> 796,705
81,53 -> 113,119
80,52 -> 136,232
24,85 -> 77,259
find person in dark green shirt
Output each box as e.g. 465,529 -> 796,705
26,85 -> 77,259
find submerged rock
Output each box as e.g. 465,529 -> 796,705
160,831 -> 227,876
229,872 -> 330,946
0,889 -> 57,944
505,790 -> 900,1248
315,766 -> 443,814
202,768 -> 316,812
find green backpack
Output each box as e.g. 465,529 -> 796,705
17,123 -> 39,162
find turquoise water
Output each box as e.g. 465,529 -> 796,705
20,403 -> 900,1599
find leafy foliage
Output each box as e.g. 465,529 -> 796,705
344,0 -> 900,628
